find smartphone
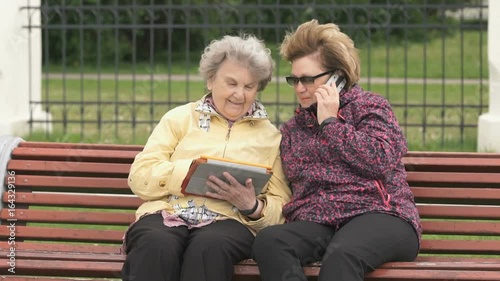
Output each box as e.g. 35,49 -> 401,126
326,72 -> 347,94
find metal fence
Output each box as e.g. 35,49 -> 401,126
24,1 -> 488,150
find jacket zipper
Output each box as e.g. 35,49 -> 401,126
375,180 -> 391,207
321,109 -> 390,208
222,123 -> 232,157
225,126 -> 232,141
337,109 -> 345,121
336,109 -> 390,207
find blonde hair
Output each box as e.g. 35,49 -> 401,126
280,19 -> 360,88
199,33 -> 275,92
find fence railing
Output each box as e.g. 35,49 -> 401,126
24,1 -> 489,151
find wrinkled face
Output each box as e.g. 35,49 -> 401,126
207,59 -> 259,121
290,54 -> 331,108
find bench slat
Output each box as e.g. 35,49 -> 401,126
247,258 -> 500,280
14,175 -> 129,191
0,250 -> 124,262
381,256 -> 500,270
417,204 -> 500,219
3,209 -> 497,235
0,277 -> 112,281
0,242 -> 120,255
0,259 -> 123,278
364,269 -> 500,281
3,228 -> 498,254
7,159 -> 131,175
421,239 -> 500,254
7,209 -> 499,236
236,264 -> 500,280
403,157 -> 500,173
2,192 -> 141,209
403,157 -> 500,167
405,151 -> 500,159
4,247 -> 499,270
407,171 -> 500,184
19,141 -> 143,151
412,187 -> 500,200
421,221 -> 500,235
0,209 -> 135,225
0,226 -> 124,243
12,147 -> 136,163
3,259 -> 500,280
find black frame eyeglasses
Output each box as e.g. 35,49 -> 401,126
285,70 -> 333,87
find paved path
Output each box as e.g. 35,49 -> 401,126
45,73 -> 488,85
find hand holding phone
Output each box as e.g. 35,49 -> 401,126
326,72 -> 347,94
315,71 -> 345,125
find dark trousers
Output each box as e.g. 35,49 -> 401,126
252,213 -> 419,281
121,213 -> 254,281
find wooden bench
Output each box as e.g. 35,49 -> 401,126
1,139 -> 499,280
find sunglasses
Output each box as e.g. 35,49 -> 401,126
285,70 -> 334,87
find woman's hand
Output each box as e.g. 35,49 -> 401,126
205,172 -> 257,211
314,82 -> 340,125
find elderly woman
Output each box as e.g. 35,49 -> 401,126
252,20 -> 422,281
121,34 -> 291,281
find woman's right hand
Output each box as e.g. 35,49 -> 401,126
315,82 -> 340,124
205,172 -> 258,211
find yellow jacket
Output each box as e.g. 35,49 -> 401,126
128,97 -> 292,235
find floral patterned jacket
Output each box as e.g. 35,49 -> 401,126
280,84 -> 422,242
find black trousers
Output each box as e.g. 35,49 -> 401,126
121,213 -> 254,281
252,213 -> 419,281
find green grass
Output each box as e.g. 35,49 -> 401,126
359,30 -> 488,79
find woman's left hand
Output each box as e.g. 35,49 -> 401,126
314,82 -> 340,124
205,172 -> 257,211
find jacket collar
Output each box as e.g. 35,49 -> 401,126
194,94 -> 269,121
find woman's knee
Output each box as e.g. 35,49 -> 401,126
321,241 -> 374,278
323,242 -> 356,262
133,229 -> 183,256
253,226 -> 283,254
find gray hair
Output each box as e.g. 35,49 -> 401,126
199,33 -> 275,92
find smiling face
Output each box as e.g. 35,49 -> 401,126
207,59 -> 259,121
290,54 -> 331,108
